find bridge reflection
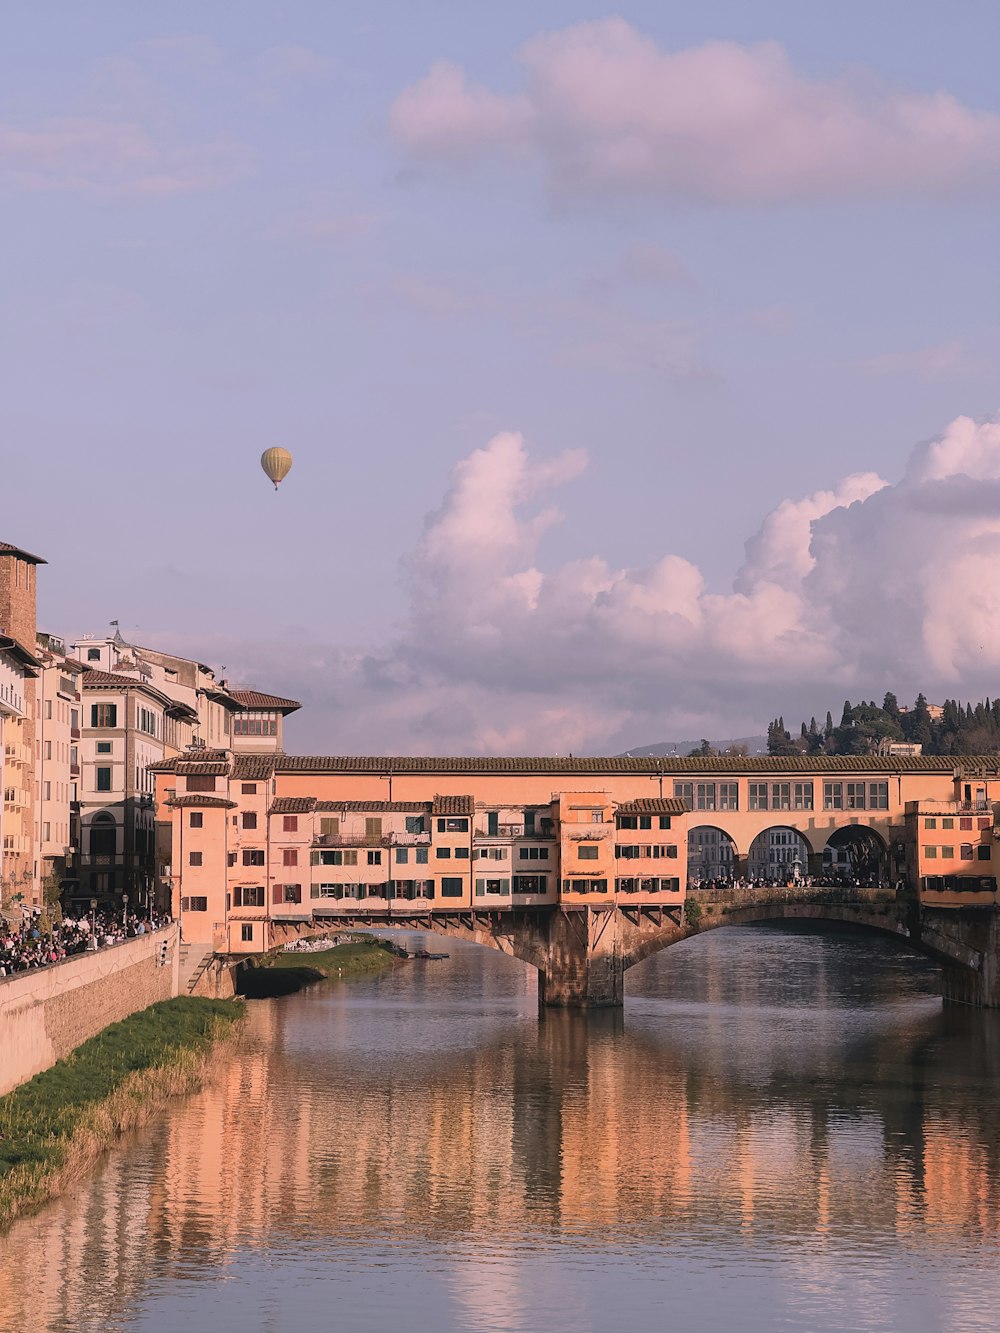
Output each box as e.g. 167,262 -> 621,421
2,946 -> 1000,1329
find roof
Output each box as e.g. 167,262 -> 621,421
0,635 -> 40,673
432,795 -> 475,816
175,760 -> 230,776
271,754 -> 985,775
79,668 -> 184,713
166,794 -> 236,809
615,798 -> 688,816
232,755 -> 277,781
230,689 -> 301,714
270,796 -> 315,814
0,541 -> 46,565
315,800 -> 431,813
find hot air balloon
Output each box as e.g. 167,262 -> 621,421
261,447 -> 293,491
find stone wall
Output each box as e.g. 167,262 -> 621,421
0,925 -> 180,1096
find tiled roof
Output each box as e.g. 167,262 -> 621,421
0,634 -> 40,672
269,796 -> 315,814
273,754 -> 983,775
0,541 -> 46,564
166,794 -> 236,809
175,760 -> 230,776
230,689 -> 301,713
80,669 -> 180,711
232,755 -> 277,781
615,798 -> 689,815
432,795 -> 475,816
314,800 -> 432,812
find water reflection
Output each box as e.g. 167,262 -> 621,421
3,925 -> 1000,1333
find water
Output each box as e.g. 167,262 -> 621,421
3,925 -> 1000,1333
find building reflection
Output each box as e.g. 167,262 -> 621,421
2,984 -> 1000,1331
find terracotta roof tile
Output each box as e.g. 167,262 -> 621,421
0,541 -> 46,564
314,800 -> 432,812
431,795 -> 474,816
273,754 -> 985,775
232,755 -> 277,781
230,689 -> 301,713
269,796 -> 315,815
615,798 -> 688,815
175,760 -> 230,776
166,794 -> 236,809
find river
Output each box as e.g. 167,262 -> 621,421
3,924 -> 1000,1333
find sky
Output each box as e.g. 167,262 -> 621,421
2,1 -> 999,754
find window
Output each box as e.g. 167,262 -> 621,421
617,815 -> 638,829
513,875 -> 546,893
960,844 -> 974,861
405,816 -> 425,834
368,850 -> 382,865
824,782 -> 843,811
137,707 -> 157,737
283,884 -> 302,903
91,703 -> 117,728
96,741 -> 112,754
658,815 -> 672,829
96,766 -> 112,792
769,783 -> 790,811
190,812 -> 203,829
793,782 -> 813,811
440,877 -> 463,898
436,847 -> 451,859
862,782 -> 885,810
437,817 -> 469,833
749,783 -> 768,811
234,886 -> 265,907
941,817 -> 954,830
320,816 -> 340,836
415,847 -> 429,864
475,878 -> 509,896
243,849 -> 265,866
87,648 -> 101,662
241,924 -> 254,942
313,848 -> 357,866
578,845 -> 599,860
718,783 -> 738,811
228,853 -> 237,867
924,817 -> 937,829
978,846 -> 991,861
477,847 -> 505,860
960,817 -> 973,831
925,846 -> 938,859
242,783 -> 257,795
563,879 -> 608,894
591,812 -> 604,823
454,847 -> 469,859
396,847 -> 409,864
486,811 -> 499,836
283,815 -> 298,832
189,851 -> 203,866
941,846 -> 955,859
978,817 -> 991,830
242,811 -> 257,830
617,845 -> 640,860
365,816 -> 383,839
519,846 -> 548,861
283,849 -> 298,867
845,782 -> 866,810
181,896 -> 208,911
233,716 -> 277,736
187,775 -> 216,792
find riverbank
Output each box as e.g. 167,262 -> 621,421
0,996 -> 243,1230
238,937 -> 398,998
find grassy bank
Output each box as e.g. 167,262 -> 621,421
239,938 -> 397,997
0,996 -> 243,1230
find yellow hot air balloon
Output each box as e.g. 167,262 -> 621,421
261,447 -> 293,491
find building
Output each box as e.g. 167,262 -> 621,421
0,541 -> 45,908
33,632 -> 85,899
228,690 -> 301,753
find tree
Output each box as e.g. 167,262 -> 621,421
882,691 -> 900,720
688,739 -> 717,757
840,700 -> 853,728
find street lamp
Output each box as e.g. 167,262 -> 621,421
122,892 -> 129,928
89,897 -> 98,948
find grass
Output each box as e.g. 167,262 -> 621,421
239,937 -> 397,997
0,996 -> 243,1229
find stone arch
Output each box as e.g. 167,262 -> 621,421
686,825 -> 739,885
88,811 -> 117,857
747,826 -> 811,883
822,825 -> 889,886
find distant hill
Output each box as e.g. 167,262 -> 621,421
617,736 -> 769,758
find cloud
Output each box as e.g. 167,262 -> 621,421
133,413 -> 1000,755
390,19 -> 1000,204
0,115 -> 251,197
859,341 -> 971,377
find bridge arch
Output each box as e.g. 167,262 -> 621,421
821,825 -> 890,885
687,825 -> 738,885
746,826 -> 811,882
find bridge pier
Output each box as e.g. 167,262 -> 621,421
536,908 -> 625,1009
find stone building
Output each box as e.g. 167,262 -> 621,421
0,541 -> 44,908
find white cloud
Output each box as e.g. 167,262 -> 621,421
390,19 -> 1000,204
136,413 -> 1000,755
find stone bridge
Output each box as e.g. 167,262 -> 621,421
271,887 -> 1000,1011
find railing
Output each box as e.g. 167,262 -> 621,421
313,832 -> 430,848
916,800 -> 993,815
689,885 -> 899,911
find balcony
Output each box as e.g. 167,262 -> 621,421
909,800 -> 994,816
475,824 -> 557,840
313,832 -> 431,848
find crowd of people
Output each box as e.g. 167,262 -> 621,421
0,909 -> 170,977
689,873 -> 890,892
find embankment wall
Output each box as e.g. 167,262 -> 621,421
0,926 -> 180,1095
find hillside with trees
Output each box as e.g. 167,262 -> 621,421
766,694 -> 1000,757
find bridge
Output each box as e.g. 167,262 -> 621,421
270,885 -> 1000,1010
